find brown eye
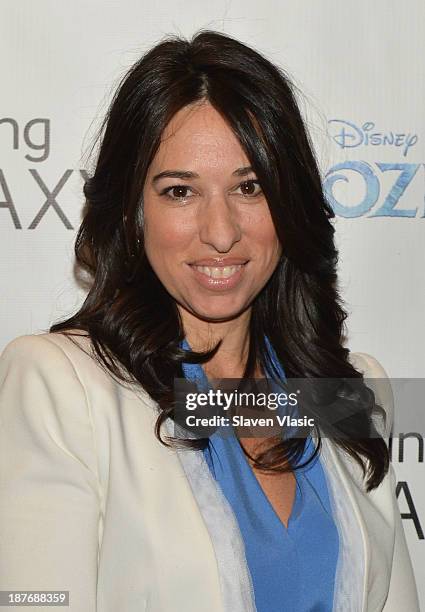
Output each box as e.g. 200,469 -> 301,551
161,185 -> 194,201
238,180 -> 262,197
171,186 -> 189,198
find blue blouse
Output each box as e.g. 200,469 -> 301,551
181,337 -> 339,612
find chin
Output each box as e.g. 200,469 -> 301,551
188,301 -> 249,323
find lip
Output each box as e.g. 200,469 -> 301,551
188,257 -> 249,266
187,260 -> 249,291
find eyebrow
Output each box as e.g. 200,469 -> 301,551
151,166 -> 255,184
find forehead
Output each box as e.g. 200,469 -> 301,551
149,101 -> 250,171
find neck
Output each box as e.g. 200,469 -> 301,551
178,306 -> 253,378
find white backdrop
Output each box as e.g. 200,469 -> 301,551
1,0 -> 424,605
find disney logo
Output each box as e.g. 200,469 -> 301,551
328,120 -> 418,157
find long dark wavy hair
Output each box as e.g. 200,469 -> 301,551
49,29 -> 389,492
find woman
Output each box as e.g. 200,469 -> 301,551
0,30 -> 419,612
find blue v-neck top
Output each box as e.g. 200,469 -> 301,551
181,337 -> 339,612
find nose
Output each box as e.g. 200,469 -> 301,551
198,194 -> 242,252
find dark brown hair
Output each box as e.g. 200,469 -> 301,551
49,29 -> 389,492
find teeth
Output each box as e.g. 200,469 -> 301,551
193,265 -> 243,279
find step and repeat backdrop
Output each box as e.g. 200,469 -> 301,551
1,0 -> 424,606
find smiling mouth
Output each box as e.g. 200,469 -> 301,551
191,264 -> 244,279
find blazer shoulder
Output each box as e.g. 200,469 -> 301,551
0,330 -> 97,381
349,351 -> 390,378
0,331 -> 102,486
0,332 -> 80,371
0,331 -> 108,418
349,351 -> 394,441
1,329 -> 154,409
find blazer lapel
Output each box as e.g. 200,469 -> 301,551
164,415 -> 372,612
164,418 -> 257,612
320,435 -> 369,611
166,420 -> 372,612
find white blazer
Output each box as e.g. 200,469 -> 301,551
0,331 -> 420,612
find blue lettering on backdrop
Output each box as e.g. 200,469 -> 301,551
324,162 -> 422,218
324,161 -> 379,218
328,120 -> 418,157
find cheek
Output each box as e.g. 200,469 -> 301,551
245,212 -> 281,255
148,226 -> 180,247
257,234 -> 281,271
144,211 -> 192,266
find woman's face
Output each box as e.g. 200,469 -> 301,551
142,101 -> 282,323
